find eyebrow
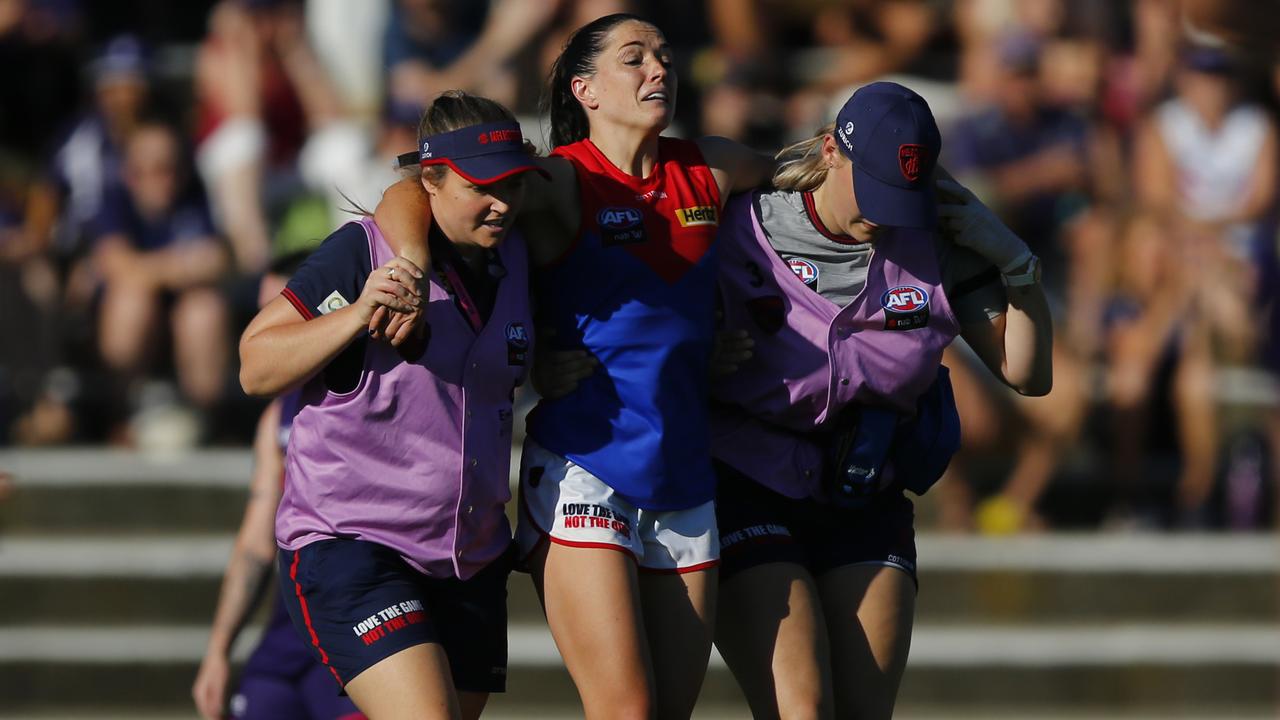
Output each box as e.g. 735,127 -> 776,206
618,41 -> 671,51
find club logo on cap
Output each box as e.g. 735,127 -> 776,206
844,121 -> 854,137
420,141 -> 432,158
898,144 -> 927,182
477,133 -> 489,144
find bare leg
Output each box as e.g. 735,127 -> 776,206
818,565 -> 915,720
171,287 -> 229,409
1173,335 -> 1217,514
639,568 -> 717,719
98,275 -> 160,380
715,562 -> 832,720
528,542 -> 653,720
343,643 -> 460,720
457,691 -> 488,720
937,348 -> 1002,532
981,345 -> 1086,533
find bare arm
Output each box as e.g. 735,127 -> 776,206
1133,118 -> 1178,216
695,135 -> 777,207
373,159 -> 576,270
94,234 -> 229,292
239,255 -> 424,396
960,280 -> 1054,396
192,400 -> 284,720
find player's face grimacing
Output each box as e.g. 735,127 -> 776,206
424,168 -> 527,254
581,20 -> 676,134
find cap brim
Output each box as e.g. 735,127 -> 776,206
852,164 -> 936,230
426,152 -> 550,185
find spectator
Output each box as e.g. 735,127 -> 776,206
91,120 -> 231,437
24,35 -> 150,263
1102,211 -> 1218,527
1135,45 -> 1277,263
193,0 -> 347,274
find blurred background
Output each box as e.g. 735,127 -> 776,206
0,0 -> 1277,717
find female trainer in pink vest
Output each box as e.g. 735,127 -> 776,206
238,92 -> 544,720
709,82 -> 1054,719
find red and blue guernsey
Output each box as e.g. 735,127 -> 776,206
527,137 -> 721,510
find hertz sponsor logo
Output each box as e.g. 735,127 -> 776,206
676,205 -> 718,227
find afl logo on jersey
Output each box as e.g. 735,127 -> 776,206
505,322 -> 529,348
598,207 -> 646,247
881,285 -> 930,331
598,207 -> 642,229
787,258 -> 819,286
505,322 -> 529,365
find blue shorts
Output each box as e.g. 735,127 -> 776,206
277,538 -> 511,694
714,461 -> 918,585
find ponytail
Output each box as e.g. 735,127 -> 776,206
772,123 -> 836,193
541,13 -> 648,148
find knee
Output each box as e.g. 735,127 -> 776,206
583,682 -> 653,720
174,288 -> 228,334
599,697 -> 652,720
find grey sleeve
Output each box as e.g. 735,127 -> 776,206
941,245 -> 1007,324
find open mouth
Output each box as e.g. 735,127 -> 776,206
641,91 -> 669,103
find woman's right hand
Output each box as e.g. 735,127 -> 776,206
192,651 -> 229,720
532,328 -> 599,400
356,257 -> 425,326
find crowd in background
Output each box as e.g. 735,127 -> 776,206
1,0 -> 1278,534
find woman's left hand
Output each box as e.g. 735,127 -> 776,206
935,178 -> 1033,273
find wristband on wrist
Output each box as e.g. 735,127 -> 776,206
1001,255 -> 1041,287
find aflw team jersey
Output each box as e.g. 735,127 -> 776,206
527,137 -> 721,510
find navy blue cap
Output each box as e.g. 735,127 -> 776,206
93,35 -> 148,83
834,82 -> 941,229
1181,45 -> 1235,75
418,121 -> 548,184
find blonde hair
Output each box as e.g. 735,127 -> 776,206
773,123 -> 836,192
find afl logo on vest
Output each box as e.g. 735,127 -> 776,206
597,206 -> 646,247
881,285 -> 930,331
505,322 -> 529,365
787,258 -> 819,287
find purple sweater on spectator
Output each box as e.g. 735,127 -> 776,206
710,192 -> 961,498
276,217 -> 531,580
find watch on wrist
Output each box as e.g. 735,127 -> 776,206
1002,255 -> 1041,288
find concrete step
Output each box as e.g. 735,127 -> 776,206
0,447 -> 526,534
3,535 -> 1276,625
2,624 -> 1277,714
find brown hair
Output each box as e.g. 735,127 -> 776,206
542,13 -> 651,148
417,90 -> 527,184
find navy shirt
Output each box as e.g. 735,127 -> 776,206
281,221 -> 507,393
90,184 -> 216,252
